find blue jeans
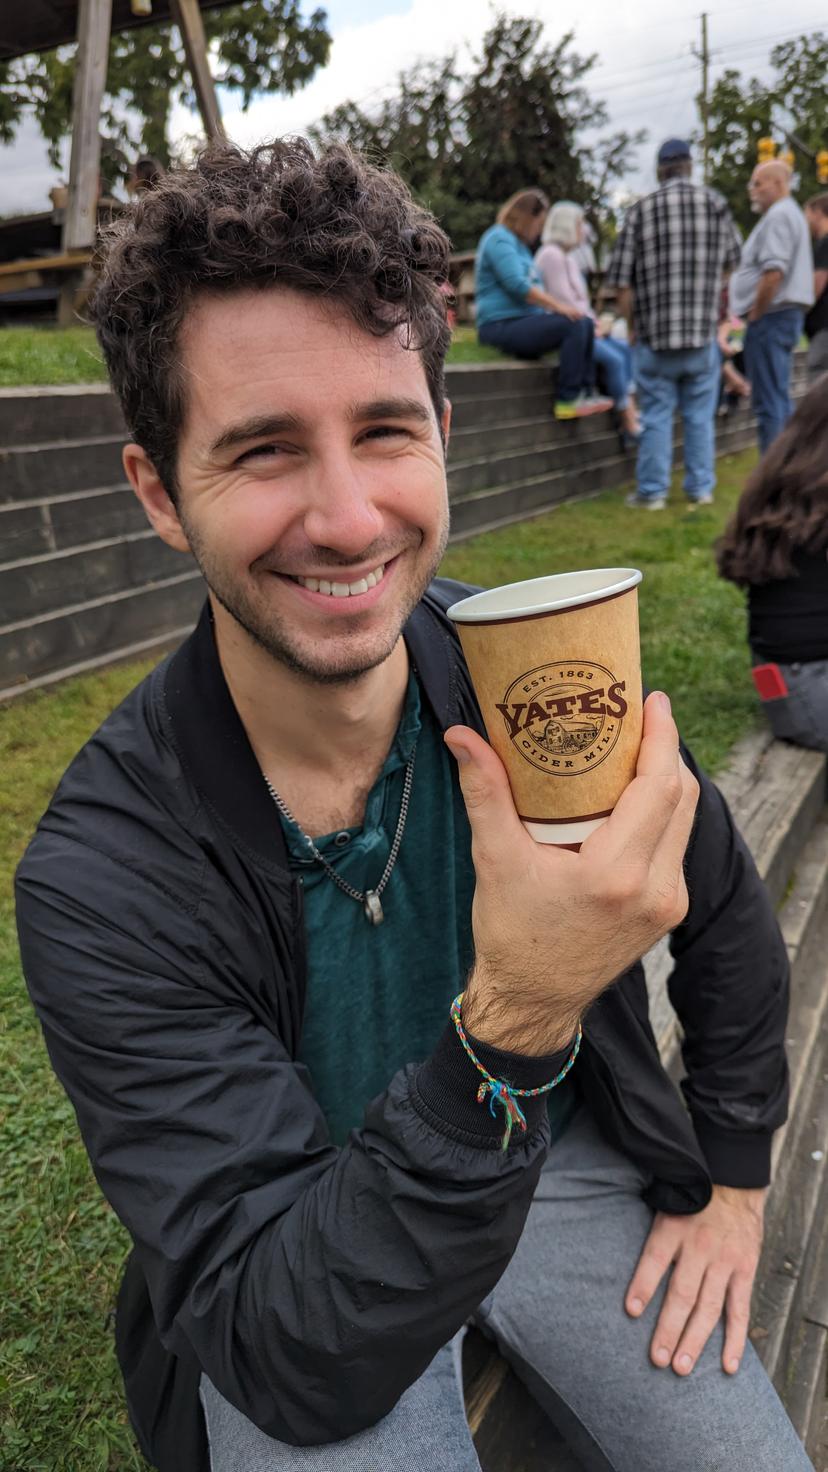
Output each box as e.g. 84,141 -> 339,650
478,313 -> 595,401
632,340 -> 720,501
594,335 -> 633,409
743,308 -> 804,454
198,1107 -> 813,1472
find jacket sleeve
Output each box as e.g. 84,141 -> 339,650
16,829 -> 560,1446
666,744 -> 790,1188
484,229 -> 535,301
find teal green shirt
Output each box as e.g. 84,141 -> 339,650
281,670 -> 577,1146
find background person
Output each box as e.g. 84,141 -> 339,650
475,188 -> 612,420
605,138 -> 743,509
536,201 -> 640,448
803,192 -> 828,379
126,154 -> 165,195
716,375 -> 828,752
728,161 -> 813,452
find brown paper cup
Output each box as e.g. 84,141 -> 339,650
448,569 -> 643,844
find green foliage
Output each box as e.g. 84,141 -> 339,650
0,1 -> 331,182
705,31 -> 828,233
311,13 -> 646,252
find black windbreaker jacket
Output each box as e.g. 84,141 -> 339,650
15,580 -> 790,1471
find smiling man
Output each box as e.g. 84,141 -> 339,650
15,140 -> 813,1472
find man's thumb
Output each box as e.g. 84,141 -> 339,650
444,725 -> 524,838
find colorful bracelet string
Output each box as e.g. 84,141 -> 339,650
450,992 -> 583,1151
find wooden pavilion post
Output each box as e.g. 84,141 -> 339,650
59,0 -> 113,325
170,0 -> 226,141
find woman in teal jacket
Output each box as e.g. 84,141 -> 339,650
475,189 -> 611,419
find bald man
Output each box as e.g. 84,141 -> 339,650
730,161 -> 814,452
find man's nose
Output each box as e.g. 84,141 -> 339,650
302,460 -> 385,556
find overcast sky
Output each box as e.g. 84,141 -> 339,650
2,0 -> 826,217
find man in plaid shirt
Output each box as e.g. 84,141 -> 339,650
606,139 -> 742,509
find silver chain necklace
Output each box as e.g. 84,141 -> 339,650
263,745 -> 417,925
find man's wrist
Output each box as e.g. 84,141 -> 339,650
462,970 -> 581,1057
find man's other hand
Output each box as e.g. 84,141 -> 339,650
625,1185 -> 767,1376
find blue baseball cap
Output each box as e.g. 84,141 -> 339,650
657,138 -> 692,164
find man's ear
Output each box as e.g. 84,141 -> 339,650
122,443 -> 192,554
441,399 -> 452,450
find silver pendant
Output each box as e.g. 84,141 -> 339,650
363,890 -> 384,925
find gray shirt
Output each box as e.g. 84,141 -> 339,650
729,196 -> 814,318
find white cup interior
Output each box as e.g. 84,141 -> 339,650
447,568 -> 642,623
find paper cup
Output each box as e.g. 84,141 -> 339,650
447,569 -> 643,844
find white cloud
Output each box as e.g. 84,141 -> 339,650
1,0 -> 825,216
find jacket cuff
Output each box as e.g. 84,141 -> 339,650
693,1121 -> 774,1187
415,1020 -> 577,1148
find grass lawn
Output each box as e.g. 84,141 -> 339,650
0,448 -> 760,1468
0,323 -> 502,387
0,327 -> 108,388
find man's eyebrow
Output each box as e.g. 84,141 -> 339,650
349,397 -> 433,424
208,413 -> 305,457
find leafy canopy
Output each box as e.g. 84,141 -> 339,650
705,31 -> 828,233
310,14 -> 646,252
0,0 -> 331,184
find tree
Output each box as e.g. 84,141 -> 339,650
311,14 -> 646,253
703,31 -> 828,233
0,0 -> 331,184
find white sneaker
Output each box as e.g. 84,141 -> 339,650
625,492 -> 666,510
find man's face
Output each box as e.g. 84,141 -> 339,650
805,204 -> 827,239
748,167 -> 785,214
168,287 -> 450,685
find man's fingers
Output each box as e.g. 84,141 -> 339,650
722,1273 -> 753,1374
625,1218 -> 680,1319
670,1267 -> 730,1375
589,694 -> 699,894
648,1258 -> 706,1369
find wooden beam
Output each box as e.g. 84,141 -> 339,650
170,0 -> 226,142
63,0 -> 113,255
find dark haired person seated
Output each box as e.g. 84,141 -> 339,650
16,138 -> 813,1472
717,375 -> 828,751
475,189 -> 612,420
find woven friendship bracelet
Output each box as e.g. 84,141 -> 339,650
450,992 -> 583,1152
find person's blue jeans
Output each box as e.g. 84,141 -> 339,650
198,1107 -> 813,1471
478,313 -> 595,402
743,308 -> 804,454
594,335 -> 633,409
632,340 -> 720,502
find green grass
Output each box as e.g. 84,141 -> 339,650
0,450 -> 759,1466
0,323 -> 500,385
0,327 -> 108,388
445,325 -> 504,364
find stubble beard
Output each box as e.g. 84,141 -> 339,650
182,513 -> 450,687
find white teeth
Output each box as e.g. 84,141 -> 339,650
295,563 -> 386,596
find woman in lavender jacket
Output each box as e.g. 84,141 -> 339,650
536,202 -> 640,447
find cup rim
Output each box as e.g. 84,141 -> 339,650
446,568 -> 642,624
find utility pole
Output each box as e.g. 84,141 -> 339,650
700,12 -> 710,183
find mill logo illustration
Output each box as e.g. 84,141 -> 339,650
495,661 -> 628,776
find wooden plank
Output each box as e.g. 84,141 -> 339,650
170,0 -> 226,141
0,252 -> 92,279
64,0 -> 113,254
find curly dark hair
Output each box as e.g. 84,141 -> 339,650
716,374 -> 828,585
90,138 -> 452,502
